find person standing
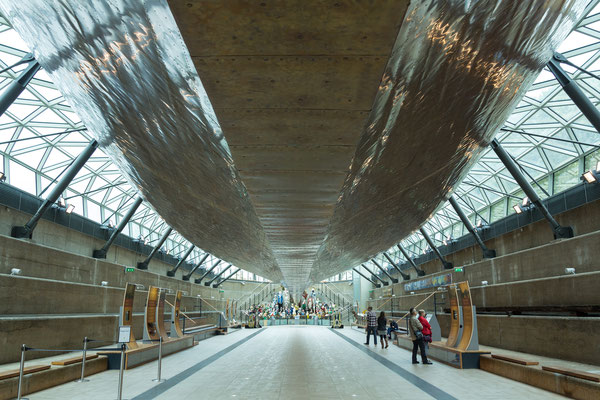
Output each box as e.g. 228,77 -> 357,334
418,309 -> 432,356
377,311 -> 389,349
387,319 -> 399,339
364,306 -> 377,345
409,307 -> 432,365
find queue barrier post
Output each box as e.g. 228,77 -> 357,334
152,337 -> 165,382
117,343 -> 126,400
76,337 -> 89,382
17,344 -> 28,400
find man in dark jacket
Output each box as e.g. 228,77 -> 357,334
364,306 -> 377,345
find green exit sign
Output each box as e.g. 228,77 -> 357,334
219,289 -> 224,293
454,267 -> 464,272
124,267 -> 135,273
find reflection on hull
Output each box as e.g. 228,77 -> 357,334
310,0 -> 586,283
0,0 -> 282,282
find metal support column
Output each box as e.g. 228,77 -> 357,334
182,253 -> 209,281
371,259 -> 398,284
93,196 -> 143,258
547,53 -> 600,134
490,139 -> 573,239
213,268 -> 240,288
167,245 -> 194,276
192,258 -> 220,283
0,53 -> 40,117
12,140 -> 98,239
382,252 -> 410,280
205,264 -> 232,286
396,244 -> 425,276
448,195 -> 496,258
419,227 -> 453,270
352,268 -> 380,288
361,263 -> 388,286
137,227 -> 172,270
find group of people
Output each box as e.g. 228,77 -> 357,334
243,288 -> 339,320
364,306 -> 433,364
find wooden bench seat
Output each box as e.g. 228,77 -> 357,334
51,354 -> 98,366
183,324 -> 216,334
492,354 -> 539,366
0,365 -> 50,380
542,365 -> 600,382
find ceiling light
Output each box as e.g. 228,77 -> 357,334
108,220 -> 115,228
476,219 -> 483,228
58,197 -> 66,207
0,172 -> 5,182
596,161 -> 600,171
513,204 -> 522,214
522,197 -> 530,207
65,204 -> 75,214
10,268 -> 21,275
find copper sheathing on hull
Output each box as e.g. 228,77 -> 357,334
0,0 -> 282,282
309,0 -> 586,283
0,0 -> 587,288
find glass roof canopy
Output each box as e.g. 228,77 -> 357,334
0,17 -> 265,282
2,3 -> 600,284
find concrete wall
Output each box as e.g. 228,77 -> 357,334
370,229 -> 600,300
436,314 -> 600,366
403,197 -> 600,280
0,233 -> 262,302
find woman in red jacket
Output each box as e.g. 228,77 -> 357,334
418,310 -> 432,356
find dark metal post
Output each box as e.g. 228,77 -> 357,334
371,259 -> 398,283
361,263 -> 388,286
490,139 -> 573,239
0,53 -> 40,117
420,227 -> 453,270
12,140 -> 98,239
167,245 -> 195,276
137,227 -> 173,269
205,264 -> 232,286
396,244 -> 425,276
352,268 -> 380,288
382,252 -> 410,280
192,257 -> 219,283
182,253 -> 210,281
93,196 -> 143,258
548,53 -> 600,134
213,268 -> 240,288
448,195 -> 496,258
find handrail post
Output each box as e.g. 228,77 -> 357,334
76,337 -> 89,382
117,343 -> 126,400
152,337 -> 165,382
17,344 -> 28,400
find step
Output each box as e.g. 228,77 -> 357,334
542,365 -> 600,383
491,354 -> 539,366
0,365 -> 50,380
51,354 -> 98,366
480,355 -> 600,399
0,357 -> 107,400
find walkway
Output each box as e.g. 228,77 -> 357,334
28,326 -> 563,399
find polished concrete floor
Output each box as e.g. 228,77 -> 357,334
28,326 -> 564,399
